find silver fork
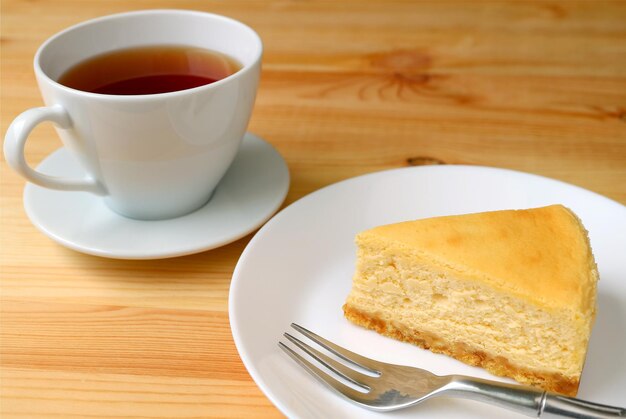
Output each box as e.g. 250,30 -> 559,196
279,323 -> 626,418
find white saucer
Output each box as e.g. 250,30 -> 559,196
24,133 -> 290,259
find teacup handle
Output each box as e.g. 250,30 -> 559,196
4,105 -> 106,195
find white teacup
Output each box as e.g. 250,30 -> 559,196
4,10 -> 262,220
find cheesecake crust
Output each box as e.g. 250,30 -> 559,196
343,304 -> 579,396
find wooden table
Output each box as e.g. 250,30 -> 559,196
2,1 -> 625,417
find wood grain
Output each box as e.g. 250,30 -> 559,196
2,0 -> 625,417
2,368 -> 277,418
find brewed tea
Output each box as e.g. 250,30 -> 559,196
58,45 -> 241,95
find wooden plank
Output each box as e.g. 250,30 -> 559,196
1,368 -> 281,418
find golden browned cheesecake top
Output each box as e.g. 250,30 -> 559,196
358,205 -> 598,313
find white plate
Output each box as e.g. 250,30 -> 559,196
229,165 -> 626,418
24,132 -> 290,259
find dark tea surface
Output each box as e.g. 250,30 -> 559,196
58,45 -> 241,95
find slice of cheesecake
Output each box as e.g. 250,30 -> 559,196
343,205 -> 598,396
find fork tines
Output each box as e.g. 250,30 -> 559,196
278,323 -> 382,403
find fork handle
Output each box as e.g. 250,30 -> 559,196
446,376 -> 625,418
540,394 -> 626,419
